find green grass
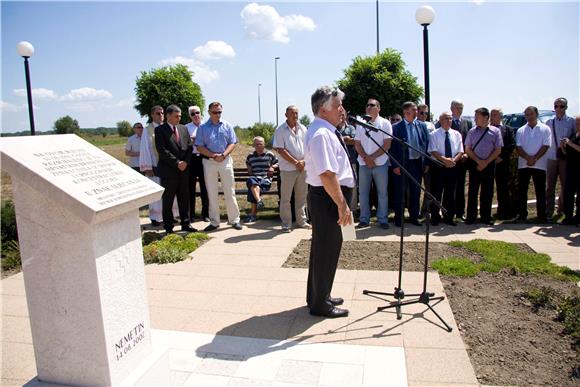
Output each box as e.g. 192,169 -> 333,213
433,239 -> 580,282
79,133 -> 127,147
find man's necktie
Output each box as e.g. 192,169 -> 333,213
445,131 -> 452,158
334,129 -> 357,182
173,125 -> 180,143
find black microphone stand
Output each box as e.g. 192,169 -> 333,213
348,116 -> 453,332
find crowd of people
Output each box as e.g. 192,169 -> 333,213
124,96 -> 579,235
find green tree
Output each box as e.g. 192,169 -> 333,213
299,114 -> 311,127
116,120 -> 132,137
96,126 -> 108,137
53,115 -> 80,134
336,49 -> 423,117
248,122 -> 276,146
134,64 -> 205,125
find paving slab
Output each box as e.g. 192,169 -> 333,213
4,218 -> 578,386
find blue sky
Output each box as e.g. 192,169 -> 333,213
2,1 -> 578,133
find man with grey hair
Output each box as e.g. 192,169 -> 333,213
305,86 -> 355,318
155,104 -> 195,233
186,105 -> 209,222
436,100 -> 474,221
140,105 -> 164,226
545,97 -> 576,221
273,105 -> 309,232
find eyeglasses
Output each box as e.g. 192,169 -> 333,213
210,111 -> 222,115
190,111 -> 201,116
418,111 -> 428,116
153,112 -> 164,115
554,105 -> 566,109
366,103 -> 377,108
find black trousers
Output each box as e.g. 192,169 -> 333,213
430,165 -> 457,223
189,154 -> 209,219
306,185 -> 352,313
161,170 -> 190,231
393,158 -> 423,223
455,161 -> 468,218
517,168 -> 546,220
563,161 -> 580,222
466,161 -> 496,223
495,159 -> 513,219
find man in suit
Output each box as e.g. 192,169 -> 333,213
490,108 -> 516,220
186,105 -> 209,222
155,104 -> 196,233
391,101 -> 429,227
436,100 -> 474,221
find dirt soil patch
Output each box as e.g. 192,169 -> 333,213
283,240 -> 579,386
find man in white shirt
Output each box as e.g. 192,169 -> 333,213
273,105 -> 309,232
515,106 -> 552,223
125,122 -> 143,173
545,97 -> 576,221
140,105 -> 164,226
354,98 -> 392,229
304,86 -> 354,318
428,112 -> 464,226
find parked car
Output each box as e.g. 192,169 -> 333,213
502,110 -> 555,130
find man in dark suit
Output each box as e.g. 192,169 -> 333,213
490,108 -> 516,220
155,104 -> 196,233
437,100 -> 474,221
391,101 -> 429,227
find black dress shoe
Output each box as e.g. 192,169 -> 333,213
203,217 -> 211,222
309,307 -> 349,318
150,220 -> 162,227
181,225 -> 197,232
328,297 -> 344,306
204,224 -> 219,232
408,219 -> 422,226
444,220 -> 457,226
232,222 -> 243,230
165,228 -> 174,234
431,218 -> 440,226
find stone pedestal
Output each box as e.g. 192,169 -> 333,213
1,134 -> 165,386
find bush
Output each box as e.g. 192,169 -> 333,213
1,200 -> 18,244
142,232 -> 208,264
248,122 -> 276,146
557,292 -> 580,346
1,240 -> 21,272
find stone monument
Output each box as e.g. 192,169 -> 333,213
0,134 -> 167,385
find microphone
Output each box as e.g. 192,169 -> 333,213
347,115 -> 378,132
362,114 -> 372,123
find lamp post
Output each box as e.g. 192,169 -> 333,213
258,83 -> 262,123
274,57 -> 280,127
415,6 -> 435,119
376,0 -> 380,54
16,41 -> 36,136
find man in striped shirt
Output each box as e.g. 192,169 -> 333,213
245,136 -> 278,222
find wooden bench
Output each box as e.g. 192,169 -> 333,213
218,167 -> 281,198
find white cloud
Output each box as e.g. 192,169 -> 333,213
60,87 -> 113,102
193,40 -> 236,61
13,88 -> 58,100
0,101 -> 21,112
241,3 -> 316,44
116,98 -> 135,108
159,56 -> 219,85
63,102 -> 99,112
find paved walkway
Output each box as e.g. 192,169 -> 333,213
1,219 -> 578,386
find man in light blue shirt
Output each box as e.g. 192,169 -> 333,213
195,102 -> 242,231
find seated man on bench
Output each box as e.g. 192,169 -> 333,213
245,136 -> 278,222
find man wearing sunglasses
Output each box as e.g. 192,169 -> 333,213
545,97 -> 576,222
196,102 -> 242,231
186,105 -> 209,223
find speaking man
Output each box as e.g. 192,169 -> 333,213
304,86 -> 355,318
